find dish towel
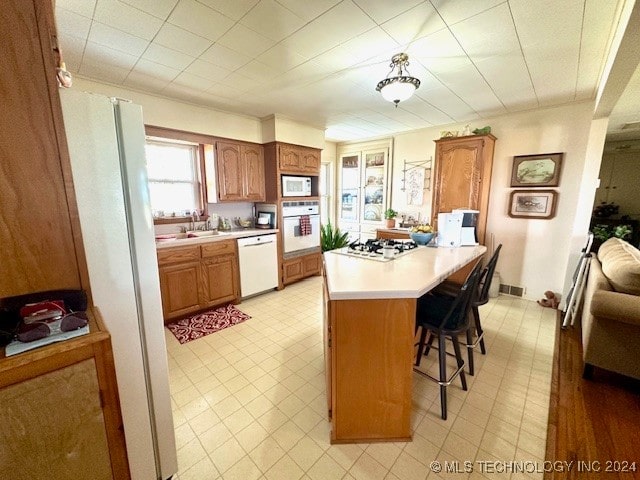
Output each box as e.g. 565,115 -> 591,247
299,215 -> 311,236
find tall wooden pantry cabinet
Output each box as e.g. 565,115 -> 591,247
0,1 -> 129,478
431,134 -> 496,245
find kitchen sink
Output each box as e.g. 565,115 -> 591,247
186,230 -> 222,237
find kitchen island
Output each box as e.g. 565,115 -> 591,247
322,244 -> 486,443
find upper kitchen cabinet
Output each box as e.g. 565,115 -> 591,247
263,142 -> 322,201
278,144 -> 321,175
337,141 -> 391,241
215,140 -> 265,202
432,134 -> 496,244
0,0 -> 86,298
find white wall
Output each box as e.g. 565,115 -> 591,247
261,114 -> 326,149
74,77 -> 264,142
390,101 -> 604,301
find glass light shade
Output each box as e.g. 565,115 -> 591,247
380,79 -> 416,103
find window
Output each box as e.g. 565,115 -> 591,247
145,139 -> 201,218
320,162 -> 332,225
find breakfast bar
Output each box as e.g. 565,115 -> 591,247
322,244 -> 486,443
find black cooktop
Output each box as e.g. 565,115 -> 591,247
347,239 -> 418,255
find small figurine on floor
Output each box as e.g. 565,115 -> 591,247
537,290 -> 560,309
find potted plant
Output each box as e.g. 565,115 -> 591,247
321,222 -> 350,252
384,208 -> 398,228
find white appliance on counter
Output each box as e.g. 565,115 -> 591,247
282,175 -> 312,197
237,234 -> 279,297
60,90 -> 177,480
281,201 -> 321,255
436,212 -> 464,247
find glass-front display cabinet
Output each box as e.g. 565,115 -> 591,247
337,142 -> 391,240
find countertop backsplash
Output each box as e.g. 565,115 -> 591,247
154,202 -> 254,236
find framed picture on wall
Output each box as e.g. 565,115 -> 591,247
510,153 -> 563,187
508,190 -> 558,219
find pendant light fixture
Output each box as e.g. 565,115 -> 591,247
376,53 -> 420,107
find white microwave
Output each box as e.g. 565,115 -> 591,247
282,176 -> 312,197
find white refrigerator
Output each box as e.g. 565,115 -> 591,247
60,89 -> 178,480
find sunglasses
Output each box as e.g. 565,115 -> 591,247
17,311 -> 88,343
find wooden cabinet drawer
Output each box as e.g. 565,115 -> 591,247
157,246 -> 200,266
201,240 -> 236,258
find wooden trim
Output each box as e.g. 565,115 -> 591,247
145,125 -> 262,148
34,0 -> 92,302
544,310 -> 561,479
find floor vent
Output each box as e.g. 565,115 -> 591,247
499,284 -> 524,297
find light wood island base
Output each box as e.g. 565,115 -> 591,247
325,292 -> 415,443
322,244 -> 486,443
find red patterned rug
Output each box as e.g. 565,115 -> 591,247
166,305 -> 251,344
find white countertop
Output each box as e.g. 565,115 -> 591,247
323,244 -> 486,300
155,229 -> 278,249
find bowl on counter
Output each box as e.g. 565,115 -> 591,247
409,232 -> 435,246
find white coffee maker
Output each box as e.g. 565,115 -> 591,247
453,209 -> 479,246
436,212 -> 463,247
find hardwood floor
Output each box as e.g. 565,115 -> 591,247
546,313 -> 640,479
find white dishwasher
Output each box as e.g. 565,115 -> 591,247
237,234 -> 279,298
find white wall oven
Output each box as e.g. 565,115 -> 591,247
281,201 -> 320,255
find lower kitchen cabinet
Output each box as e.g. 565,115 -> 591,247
282,252 -> 321,286
158,261 -> 202,320
202,255 -> 238,307
157,240 -> 240,322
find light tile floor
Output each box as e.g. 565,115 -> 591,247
165,276 -> 556,480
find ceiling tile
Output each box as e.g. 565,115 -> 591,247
196,0 -> 260,21
399,99 -> 455,126
239,60 -> 281,81
58,35 -> 86,72
84,40 -> 139,70
352,0 -> 423,24
207,82 -> 244,98
239,0 -> 305,42
200,44 -> 252,71
154,23 -> 213,56
56,0 -> 96,18
132,58 -> 181,81
185,59 -> 232,81
511,0 -> 583,104
473,54 -> 535,104
275,0 -> 340,22
256,44 -> 307,72
79,60 -> 130,83
430,0 -> 506,26
94,0 -> 163,40
171,72 -> 214,91
56,7 -> 92,40
280,1 -> 376,59
381,2 -> 447,48
89,21 -> 150,56
217,72 -> 262,91
142,43 -> 195,71
216,24 -> 275,58
449,3 -> 519,58
168,0 -> 235,42
120,0 -> 179,19
576,0 -> 619,101
312,27 -> 399,73
162,83 -> 221,104
172,71 -> 217,91
123,70 -> 171,92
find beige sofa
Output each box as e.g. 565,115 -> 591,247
581,237 -> 640,380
